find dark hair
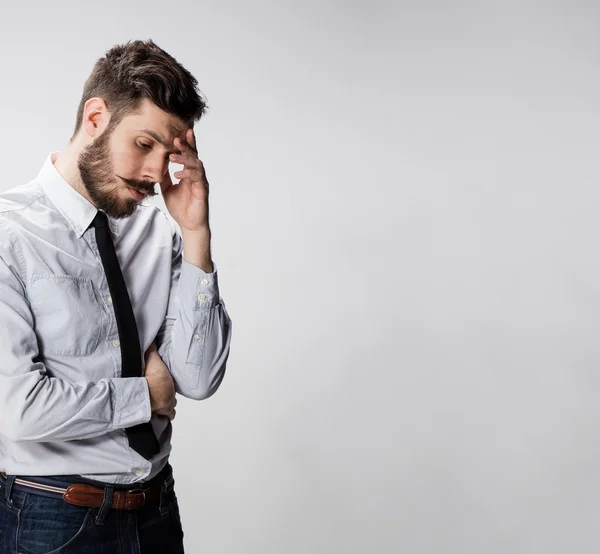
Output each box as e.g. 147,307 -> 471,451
70,39 -> 207,141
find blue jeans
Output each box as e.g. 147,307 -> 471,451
0,465 -> 184,553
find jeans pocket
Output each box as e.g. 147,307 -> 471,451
0,489 -> 25,554
160,487 -> 182,526
167,493 -> 185,543
16,493 -> 94,554
0,484 -> 26,515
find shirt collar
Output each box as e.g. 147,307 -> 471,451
37,152 -> 120,239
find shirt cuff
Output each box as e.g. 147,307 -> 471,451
178,259 -> 220,310
111,377 -> 152,429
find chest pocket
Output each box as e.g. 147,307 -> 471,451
29,274 -> 102,357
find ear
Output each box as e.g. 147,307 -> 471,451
82,97 -> 110,138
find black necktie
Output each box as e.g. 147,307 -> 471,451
91,211 -> 160,459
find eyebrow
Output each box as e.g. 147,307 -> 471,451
138,129 -> 181,155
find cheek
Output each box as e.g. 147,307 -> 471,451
111,151 -> 143,177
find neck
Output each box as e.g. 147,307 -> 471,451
53,141 -> 94,204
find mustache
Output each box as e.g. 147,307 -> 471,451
119,177 -> 158,196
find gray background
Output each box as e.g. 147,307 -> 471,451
1,0 -> 599,551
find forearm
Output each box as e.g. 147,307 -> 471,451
0,369 -> 151,443
156,258 -> 232,400
182,227 -> 213,273
0,246 -> 151,444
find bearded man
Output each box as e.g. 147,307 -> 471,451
0,39 -> 232,553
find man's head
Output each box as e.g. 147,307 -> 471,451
72,39 -> 207,218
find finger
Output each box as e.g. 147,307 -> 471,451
173,169 -> 202,181
174,136 -> 197,156
169,152 -> 201,170
186,128 -> 197,153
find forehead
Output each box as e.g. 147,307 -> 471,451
119,99 -> 188,142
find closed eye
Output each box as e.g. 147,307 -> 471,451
138,142 -> 171,161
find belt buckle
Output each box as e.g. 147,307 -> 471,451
126,487 -> 148,506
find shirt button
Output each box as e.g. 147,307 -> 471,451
135,469 -> 143,476
112,339 -> 121,348
194,334 -> 201,341
201,279 -> 209,286
197,294 -> 206,302
108,296 -> 113,305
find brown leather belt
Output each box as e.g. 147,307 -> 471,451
1,471 -> 169,511
62,482 -> 161,510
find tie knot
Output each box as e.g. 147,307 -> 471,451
91,211 -> 109,229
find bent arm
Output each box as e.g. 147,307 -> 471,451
155,225 -> 232,400
0,250 -> 151,443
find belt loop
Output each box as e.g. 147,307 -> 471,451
4,475 -> 16,506
94,485 -> 115,526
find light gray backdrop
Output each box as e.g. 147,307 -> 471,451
1,0 -> 599,552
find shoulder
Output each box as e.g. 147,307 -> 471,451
0,179 -> 46,255
0,179 -> 45,218
0,210 -> 25,274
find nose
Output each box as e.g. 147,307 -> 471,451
142,153 -> 169,183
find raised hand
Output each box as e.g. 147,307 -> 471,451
159,128 -> 210,233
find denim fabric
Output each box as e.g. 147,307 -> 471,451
0,469 -> 184,553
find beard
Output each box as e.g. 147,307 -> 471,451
78,125 -> 156,219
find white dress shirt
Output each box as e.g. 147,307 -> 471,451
0,152 -> 232,484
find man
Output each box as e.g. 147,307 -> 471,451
0,39 -> 232,552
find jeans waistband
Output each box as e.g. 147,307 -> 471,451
0,463 -> 173,501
